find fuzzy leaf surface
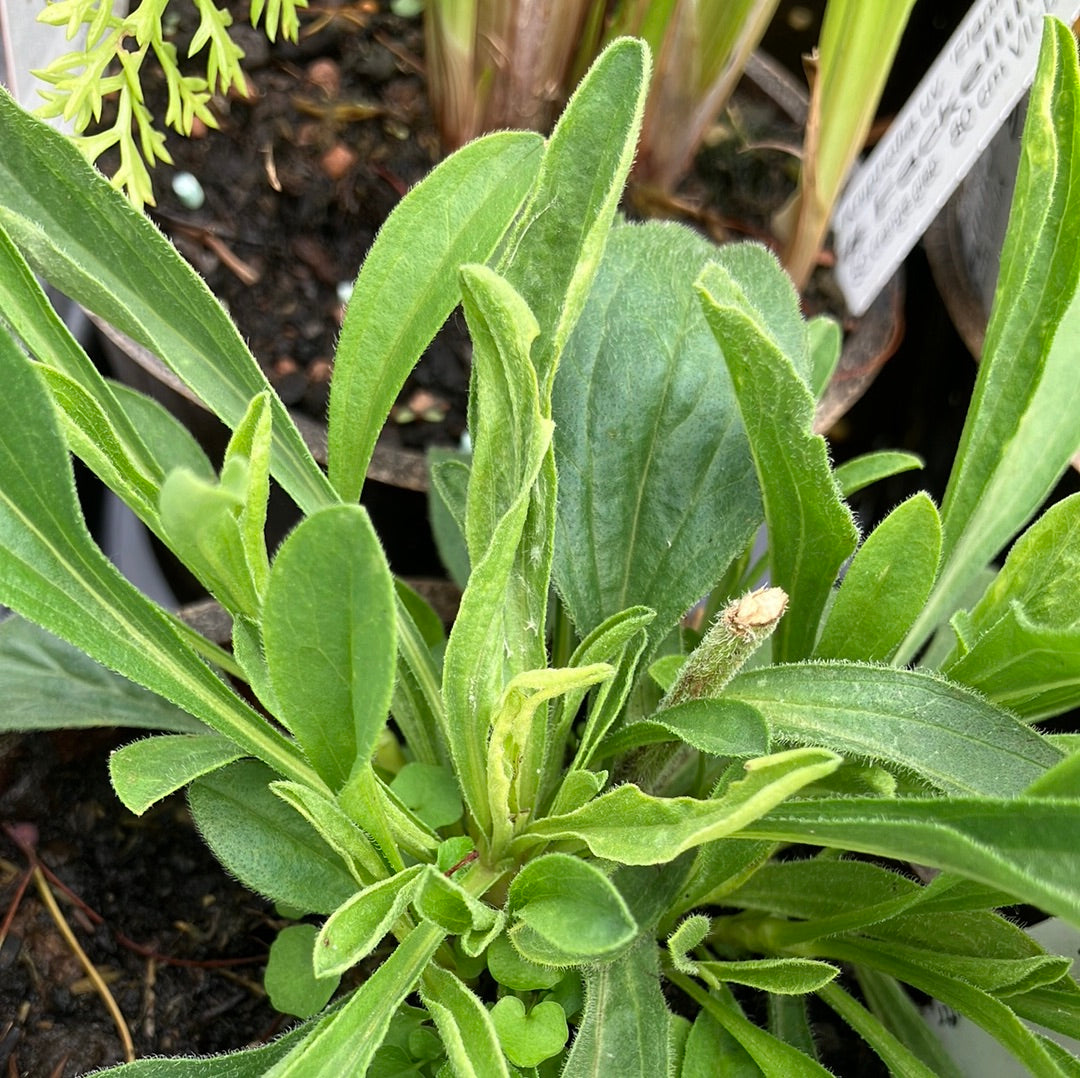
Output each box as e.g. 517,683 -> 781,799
507,853 -> 637,966
815,492 -> 941,662
738,797 -> 1080,926
719,662 -> 1060,795
328,131 -> 542,501
263,504 -> 396,791
109,735 -> 244,815
553,221 -> 760,652
517,748 -> 840,864
0,616 -> 203,734
0,87 -> 333,515
945,492 -> 1080,719
498,38 -> 649,394
188,761 -> 357,914
560,943 -> 669,1078
0,330 -> 315,786
697,247 -> 858,660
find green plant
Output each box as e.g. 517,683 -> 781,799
1,21 -> 1080,1077
425,0 -> 918,288
32,0 -> 306,207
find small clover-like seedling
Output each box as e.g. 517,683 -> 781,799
490,996 -> 570,1069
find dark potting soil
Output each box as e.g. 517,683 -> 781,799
0,730 -> 288,1075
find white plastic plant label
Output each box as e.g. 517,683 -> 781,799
833,0 -> 1080,317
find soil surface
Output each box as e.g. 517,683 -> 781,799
0,731 -> 287,1075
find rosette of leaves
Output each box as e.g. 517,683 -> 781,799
1,23 -> 1080,1077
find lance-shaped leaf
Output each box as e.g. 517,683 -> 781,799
560,943 -> 670,1078
314,866 -> 424,978
697,246 -> 857,661
0,329 -> 316,787
0,86 -> 334,516
0,227 -> 163,513
0,616 -> 204,735
944,492 -> 1080,720
189,761 -> 357,915
498,37 -> 649,396
110,734 -> 244,815
815,492 -> 941,663
87,1013 -> 324,1075
420,965 -> 510,1078
716,663 -> 1061,796
459,265 -> 551,691
515,748 -> 840,865
816,935 -> 1072,1077
327,130 -> 543,502
901,20 -> 1080,658
553,222 -> 761,653
262,504 -> 396,792
266,922 -> 445,1077
737,796 -> 1080,927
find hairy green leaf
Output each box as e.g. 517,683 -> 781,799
507,853 -> 637,966
263,505 -> 396,791
0,616 -> 203,734
328,131 -> 542,501
265,922 -> 445,1077
0,329 -> 316,786
815,493 -> 941,662
719,662 -> 1060,795
944,492 -> 1080,720
189,761 -> 357,914
0,87 -> 334,516
420,965 -> 510,1078
109,734 -> 244,815
498,37 -> 649,395
516,748 -> 840,864
738,797 -> 1080,927
697,247 -> 858,660
832,451 -> 924,499
315,867 -> 423,978
553,222 -> 760,653
560,943 -> 670,1078
265,924 -> 340,1019
901,20 -> 1080,658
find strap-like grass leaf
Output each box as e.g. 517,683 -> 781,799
327,131 -> 543,502
0,329 -> 316,786
0,87 -> 334,516
901,19 -> 1080,658
262,505 -> 396,791
697,247 -> 858,661
553,222 -> 761,653
720,663 -> 1061,796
